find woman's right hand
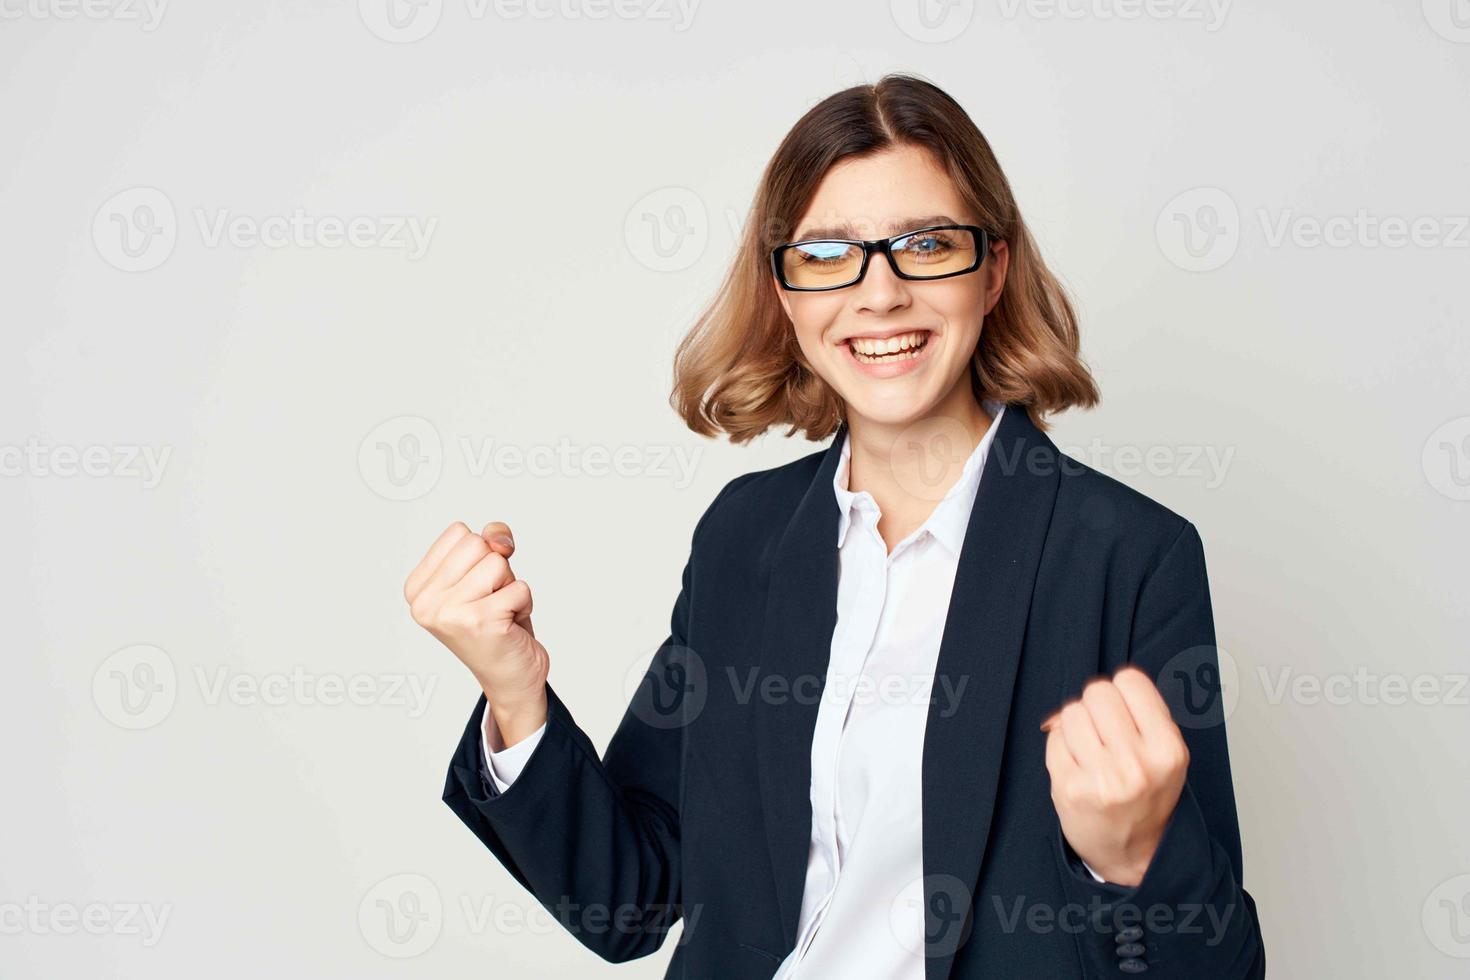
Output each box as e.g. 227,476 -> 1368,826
404,520 -> 549,746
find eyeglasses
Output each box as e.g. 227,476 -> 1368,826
770,224 -> 996,291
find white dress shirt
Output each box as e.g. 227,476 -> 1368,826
479,401 -> 1105,973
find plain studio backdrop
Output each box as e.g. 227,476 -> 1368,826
3,2 -> 1467,977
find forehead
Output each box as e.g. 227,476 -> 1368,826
793,144 -> 972,240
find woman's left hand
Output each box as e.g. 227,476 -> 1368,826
1040,665 -> 1190,888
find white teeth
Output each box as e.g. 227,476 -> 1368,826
848,331 -> 928,362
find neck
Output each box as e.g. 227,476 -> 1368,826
844,381 -> 994,551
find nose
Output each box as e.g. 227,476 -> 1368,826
852,252 -> 911,316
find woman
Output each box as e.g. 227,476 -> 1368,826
406,74 -> 1265,979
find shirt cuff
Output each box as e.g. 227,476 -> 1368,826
480,709 -> 547,793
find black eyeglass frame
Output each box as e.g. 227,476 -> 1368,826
769,223 -> 998,292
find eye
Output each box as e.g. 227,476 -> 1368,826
897,232 -> 956,260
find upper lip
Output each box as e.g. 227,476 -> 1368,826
837,326 -> 934,344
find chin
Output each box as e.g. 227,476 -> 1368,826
839,388 -> 941,430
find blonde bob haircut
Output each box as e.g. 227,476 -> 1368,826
671,72 -> 1100,443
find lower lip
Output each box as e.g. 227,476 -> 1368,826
842,333 -> 934,378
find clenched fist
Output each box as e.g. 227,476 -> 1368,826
404,521 -> 548,746
1041,665 -> 1190,887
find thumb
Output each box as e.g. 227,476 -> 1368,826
481,521 -> 516,559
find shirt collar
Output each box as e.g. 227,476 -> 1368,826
833,399 -> 1007,555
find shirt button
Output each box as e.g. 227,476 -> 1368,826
1118,958 -> 1148,973
1115,925 -> 1143,943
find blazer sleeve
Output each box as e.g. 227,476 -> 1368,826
440,481 -> 735,965
1051,520 -> 1267,979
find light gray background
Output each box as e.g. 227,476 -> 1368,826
3,1 -> 1467,976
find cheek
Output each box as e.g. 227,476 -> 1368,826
786,299 -> 840,358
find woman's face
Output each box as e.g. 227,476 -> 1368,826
774,143 -> 1009,431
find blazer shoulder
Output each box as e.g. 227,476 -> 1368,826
692,440 -> 832,546
1049,444 -> 1198,555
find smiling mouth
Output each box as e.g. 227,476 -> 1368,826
846,330 -> 931,363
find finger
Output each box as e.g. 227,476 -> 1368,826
1080,678 -> 1142,751
1044,723 -> 1079,777
448,550 -> 516,603
423,529 -> 491,593
1113,665 -> 1177,742
481,521 -> 516,557
405,522 -> 472,603
1058,700 -> 1108,771
471,578 -> 533,628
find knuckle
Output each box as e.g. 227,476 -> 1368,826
441,603 -> 481,634
408,594 -> 436,626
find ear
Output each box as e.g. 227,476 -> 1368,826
772,273 -> 794,322
982,238 -> 1010,316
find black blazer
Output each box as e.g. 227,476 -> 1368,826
442,405 -> 1266,979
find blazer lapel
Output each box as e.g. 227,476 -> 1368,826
750,408 -> 1062,972
753,420 -> 846,954
921,406 -> 1060,980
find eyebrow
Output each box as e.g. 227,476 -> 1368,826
793,214 -> 960,241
